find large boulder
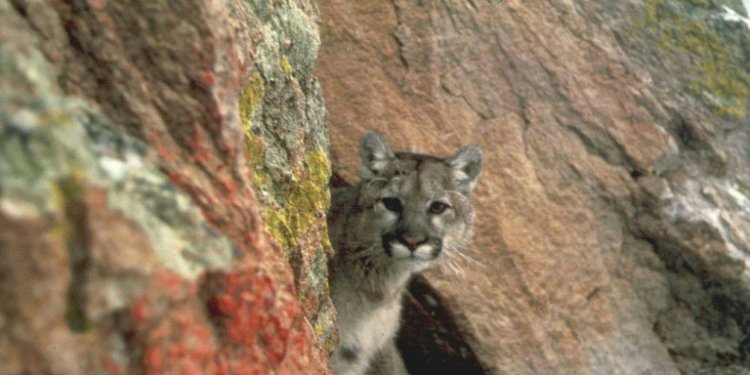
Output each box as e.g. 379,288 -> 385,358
316,0 -> 750,374
0,0 -> 333,374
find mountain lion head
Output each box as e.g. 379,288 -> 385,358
333,131 -> 482,272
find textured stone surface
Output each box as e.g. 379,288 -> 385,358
317,0 -> 750,374
0,0 -> 332,374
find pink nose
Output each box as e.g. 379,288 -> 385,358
401,235 -> 426,251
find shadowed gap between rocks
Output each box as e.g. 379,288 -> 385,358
637,220 -> 750,371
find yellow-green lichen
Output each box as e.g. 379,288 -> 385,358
244,134 -> 270,188
240,73 -> 270,187
240,72 -> 265,126
314,317 -> 336,353
314,318 -> 327,340
280,55 -> 293,78
641,0 -> 750,117
262,150 -> 331,249
305,150 -> 332,189
240,121 -> 332,251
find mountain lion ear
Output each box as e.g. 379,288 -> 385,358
447,145 -> 483,194
360,131 -> 394,179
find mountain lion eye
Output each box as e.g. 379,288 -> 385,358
380,197 -> 403,213
429,201 -> 450,214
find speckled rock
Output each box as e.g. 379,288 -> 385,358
237,1 -> 336,352
0,0 -> 332,374
316,0 -> 750,374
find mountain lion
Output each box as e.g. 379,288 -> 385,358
328,131 -> 482,375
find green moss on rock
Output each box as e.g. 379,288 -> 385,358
640,0 -> 750,117
240,73 -> 271,188
280,55 -> 293,78
241,129 -> 332,250
240,72 -> 266,127
236,0 -> 334,350
261,151 -> 331,249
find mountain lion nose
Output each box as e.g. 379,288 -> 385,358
400,234 -> 426,251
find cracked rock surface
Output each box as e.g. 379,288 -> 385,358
317,0 -> 750,374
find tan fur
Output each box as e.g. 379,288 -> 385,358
328,131 -> 482,375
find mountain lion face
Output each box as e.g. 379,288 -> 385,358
338,131 -> 483,270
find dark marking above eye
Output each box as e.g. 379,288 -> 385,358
380,197 -> 403,213
429,201 -> 450,214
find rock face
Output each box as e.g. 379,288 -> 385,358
0,0 -> 333,374
316,0 -> 750,374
